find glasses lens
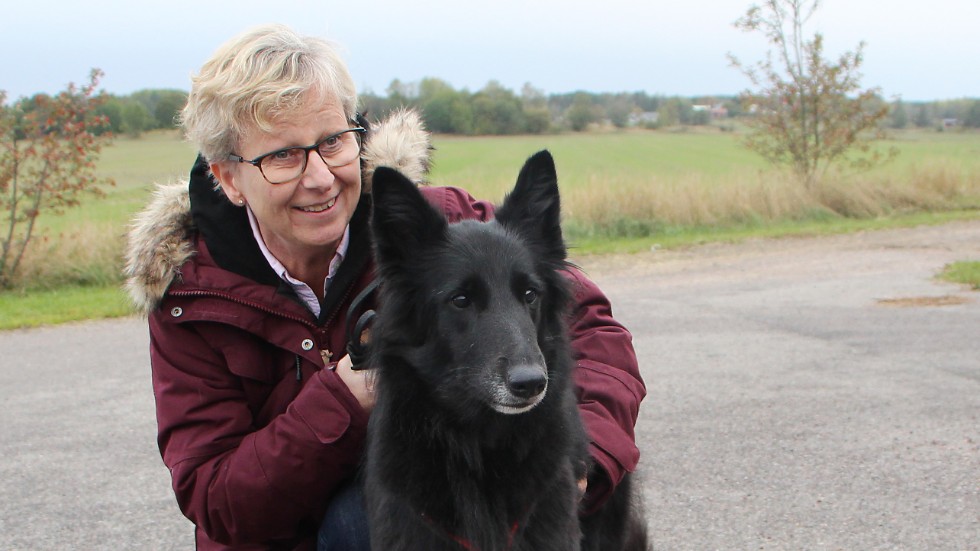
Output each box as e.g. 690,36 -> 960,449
255,129 -> 363,184
259,148 -> 307,184
316,130 -> 361,167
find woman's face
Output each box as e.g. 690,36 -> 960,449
211,100 -> 361,271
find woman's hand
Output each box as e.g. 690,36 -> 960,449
333,354 -> 376,412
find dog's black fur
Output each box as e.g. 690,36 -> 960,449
365,151 -> 647,551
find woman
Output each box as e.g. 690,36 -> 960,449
125,24 -> 645,551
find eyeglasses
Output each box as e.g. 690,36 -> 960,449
228,127 -> 366,184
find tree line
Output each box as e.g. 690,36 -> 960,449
361,78 -> 979,134
5,88 -> 186,138
361,78 -> 739,133
4,81 -> 978,139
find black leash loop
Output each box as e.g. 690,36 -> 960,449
346,279 -> 379,370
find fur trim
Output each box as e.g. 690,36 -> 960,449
123,182 -> 195,315
123,108 -> 431,314
360,107 -> 431,192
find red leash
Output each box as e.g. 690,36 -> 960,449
421,512 -> 520,551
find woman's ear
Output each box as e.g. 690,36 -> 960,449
209,162 -> 245,206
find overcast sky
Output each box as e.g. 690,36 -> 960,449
2,0 -> 978,103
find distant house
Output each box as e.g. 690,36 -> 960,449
693,104 -> 729,119
629,111 -> 660,126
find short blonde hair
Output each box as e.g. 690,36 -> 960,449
181,24 -> 357,163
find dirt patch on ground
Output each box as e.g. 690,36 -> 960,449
876,295 -> 973,307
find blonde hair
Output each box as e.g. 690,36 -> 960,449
180,24 -> 357,163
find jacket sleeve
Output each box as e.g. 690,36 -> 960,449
424,186 -> 646,507
148,310 -> 369,546
564,268 -> 645,511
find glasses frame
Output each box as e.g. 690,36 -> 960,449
228,126 -> 367,184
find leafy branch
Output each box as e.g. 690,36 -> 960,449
0,69 -> 114,288
728,0 -> 893,189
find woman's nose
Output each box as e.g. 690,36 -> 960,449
300,149 -> 336,187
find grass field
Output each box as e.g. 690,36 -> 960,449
939,261 -> 980,290
2,126 -> 979,328
36,126 -> 980,239
36,130 -> 198,235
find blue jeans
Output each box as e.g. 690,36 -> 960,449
317,481 -> 371,551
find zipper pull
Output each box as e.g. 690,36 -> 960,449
295,355 -> 302,382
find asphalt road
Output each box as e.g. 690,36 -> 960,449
1,220 -> 978,550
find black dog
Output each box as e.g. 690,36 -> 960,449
365,151 -> 647,550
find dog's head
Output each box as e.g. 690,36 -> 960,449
370,150 -> 570,418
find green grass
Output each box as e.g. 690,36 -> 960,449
567,209 -> 980,255
939,261 -> 980,290
427,130 -> 770,202
2,127 -> 979,329
0,285 -> 132,330
884,129 -> 980,172
35,130 -> 197,235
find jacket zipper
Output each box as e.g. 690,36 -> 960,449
320,279 -> 360,330
168,289 -> 318,329
169,281 -> 363,379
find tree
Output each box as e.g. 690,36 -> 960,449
150,90 -> 188,129
656,98 -> 682,127
0,70 -> 113,287
891,99 -> 909,129
385,79 -> 417,107
566,93 -> 598,132
94,97 -> 125,134
964,100 -> 980,128
121,101 -> 152,137
471,81 -> 525,135
417,78 -> 471,134
729,0 -> 891,188
607,94 -> 634,129
520,83 -> 552,134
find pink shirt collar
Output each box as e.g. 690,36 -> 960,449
246,206 -> 349,317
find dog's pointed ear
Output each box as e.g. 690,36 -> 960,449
371,166 -> 448,267
495,150 -> 565,262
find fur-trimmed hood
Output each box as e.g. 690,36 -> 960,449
123,108 -> 430,315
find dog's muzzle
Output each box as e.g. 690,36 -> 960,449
491,363 -> 548,414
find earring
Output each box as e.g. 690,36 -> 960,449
237,199 -> 245,206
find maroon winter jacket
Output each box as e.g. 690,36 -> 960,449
125,117 -> 644,550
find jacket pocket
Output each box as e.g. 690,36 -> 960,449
221,340 -> 280,384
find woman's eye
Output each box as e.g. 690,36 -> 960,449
268,149 -> 301,164
451,294 -> 471,308
318,137 -> 343,154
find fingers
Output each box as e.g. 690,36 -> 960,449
336,353 -> 353,373
333,354 -> 376,412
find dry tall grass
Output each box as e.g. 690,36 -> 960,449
563,161 -> 980,238
12,223 -> 124,290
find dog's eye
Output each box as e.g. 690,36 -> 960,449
524,288 -> 539,304
451,294 -> 471,308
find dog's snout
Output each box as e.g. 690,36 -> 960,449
506,365 -> 547,399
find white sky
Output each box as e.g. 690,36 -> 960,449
2,0 -> 978,103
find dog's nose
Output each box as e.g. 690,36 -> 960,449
506,365 -> 547,399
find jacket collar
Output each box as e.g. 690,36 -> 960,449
188,154 -> 281,288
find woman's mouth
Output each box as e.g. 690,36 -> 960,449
297,197 -> 337,213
